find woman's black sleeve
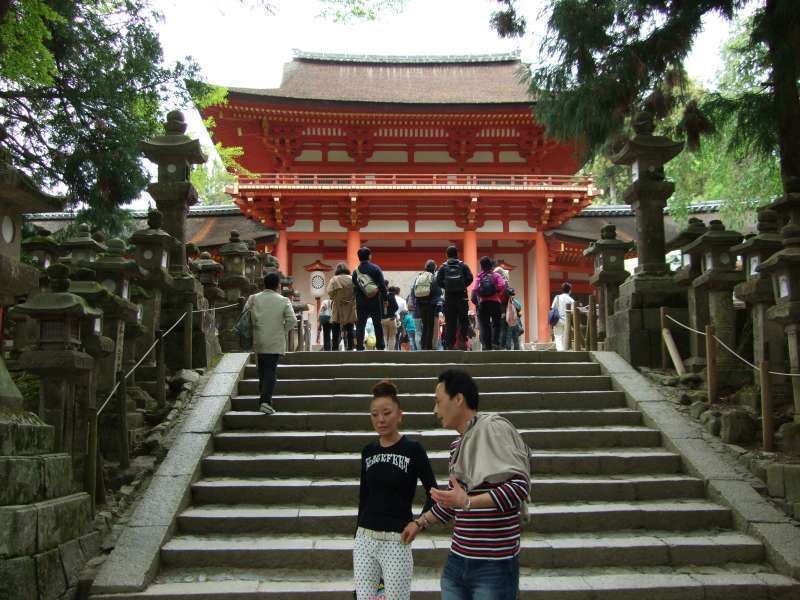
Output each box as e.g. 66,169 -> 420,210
414,442 -> 438,513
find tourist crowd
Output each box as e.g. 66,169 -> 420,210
318,245 -> 525,352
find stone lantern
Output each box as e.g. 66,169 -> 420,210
12,264 -> 100,472
93,238 -> 142,303
186,242 -> 200,273
584,224 -> 634,341
61,223 -> 106,267
245,239 -> 262,294
218,231 -> 250,351
129,209 -> 175,366
605,110 -> 687,366
758,223 -> 800,448
667,218 -> 709,370
22,226 -> 60,273
683,220 -> 744,384
732,209 -> 786,408
140,110 -> 207,274
194,251 -> 225,306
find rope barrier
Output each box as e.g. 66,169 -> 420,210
192,302 -> 240,314
664,313 -> 799,378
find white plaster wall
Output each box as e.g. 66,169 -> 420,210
414,151 -> 456,163
416,220 -> 461,233
509,221 -> 536,233
295,150 -> 323,162
477,220 -> 503,233
320,220 -> 347,233
361,220 -> 409,233
288,220 -> 314,232
366,151 -> 408,162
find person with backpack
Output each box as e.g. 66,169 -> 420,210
436,246 -> 474,351
316,298 -> 333,351
551,282 -> 575,351
504,289 -> 524,350
413,259 -> 441,350
471,256 -> 507,350
352,247 -> 388,351
494,266 -> 512,350
326,262 -> 357,351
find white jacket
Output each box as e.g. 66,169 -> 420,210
244,289 -> 297,355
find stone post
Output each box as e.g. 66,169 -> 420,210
667,218 -> 709,370
245,239 -> 262,295
757,222 -> 800,452
218,231 -> 250,352
141,111 -> 219,368
583,224 -> 634,341
194,252 -> 225,308
732,209 -> 787,408
605,110 -> 686,366
683,220 -> 745,385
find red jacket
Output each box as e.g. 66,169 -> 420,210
471,270 -> 506,304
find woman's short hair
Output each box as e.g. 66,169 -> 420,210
334,262 -> 349,275
479,256 -> 494,271
372,379 -> 400,407
561,282 -> 572,294
425,259 -> 436,272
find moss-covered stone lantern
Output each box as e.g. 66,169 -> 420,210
93,238 -> 142,303
22,226 -> 60,272
758,223 -> 800,449
683,220 -> 744,383
194,251 -> 225,306
245,239 -> 262,294
584,224 -> 634,340
61,223 -> 106,266
218,231 -> 250,351
129,210 -> 173,282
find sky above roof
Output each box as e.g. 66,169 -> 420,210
133,0 -> 741,209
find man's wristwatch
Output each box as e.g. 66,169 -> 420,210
462,496 -> 471,512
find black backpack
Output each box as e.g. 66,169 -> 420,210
387,294 -> 398,315
477,272 -> 497,297
442,261 -> 466,293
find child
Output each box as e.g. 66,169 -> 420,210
400,310 -> 417,351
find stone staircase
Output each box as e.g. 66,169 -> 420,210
94,350 -> 799,598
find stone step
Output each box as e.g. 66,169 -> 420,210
211,427 -> 662,453
249,361 -> 602,380
272,349 -> 594,365
161,530 -> 757,570
237,375 -> 613,396
222,408 -> 643,431
202,448 -> 683,478
231,390 -> 626,412
190,475 -> 706,506
174,500 -> 731,536
93,565 -> 800,599
92,566 -> 800,599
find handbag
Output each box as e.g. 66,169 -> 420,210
234,308 -> 253,351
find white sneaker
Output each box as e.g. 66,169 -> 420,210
259,403 -> 275,414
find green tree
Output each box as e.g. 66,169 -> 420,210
0,0 -> 199,231
494,0 -> 799,200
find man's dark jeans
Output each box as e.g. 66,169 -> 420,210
355,301 -> 385,350
443,293 -> 469,350
418,302 -> 436,350
478,300 -> 503,350
440,553 -> 519,599
257,353 -> 280,406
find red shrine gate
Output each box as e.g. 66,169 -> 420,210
203,52 -> 598,343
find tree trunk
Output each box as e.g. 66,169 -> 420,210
764,0 -> 800,197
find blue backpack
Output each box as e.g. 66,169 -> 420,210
547,306 -> 560,327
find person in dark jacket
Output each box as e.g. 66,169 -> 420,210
413,259 -> 442,350
352,247 -> 388,351
436,246 -> 474,351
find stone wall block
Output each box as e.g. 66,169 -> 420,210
77,532 -> 101,561
58,539 -> 84,587
0,505 -> 37,558
767,464 -> 786,498
0,456 -> 42,505
783,465 -> 800,503
0,422 -> 53,457
42,455 -> 74,500
0,555 -> 38,600
34,494 -> 91,553
35,548 -> 67,600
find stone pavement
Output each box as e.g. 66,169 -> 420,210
90,350 -> 800,599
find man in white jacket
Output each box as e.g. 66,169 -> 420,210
244,272 -> 297,414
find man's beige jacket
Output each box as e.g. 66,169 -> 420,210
244,289 -> 297,355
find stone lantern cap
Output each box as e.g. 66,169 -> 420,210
730,209 -> 782,255
194,251 -> 224,276
758,223 -> 800,272
140,110 -> 207,166
666,217 -> 708,253
219,230 -> 250,257
609,110 -> 684,173
12,264 -> 101,319
583,224 -> 635,256
94,239 -> 143,277
22,226 -> 59,254
129,209 -> 174,248
682,220 -> 743,255
61,223 -> 107,255
68,267 -> 113,305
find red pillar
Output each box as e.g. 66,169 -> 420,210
535,232 -> 551,343
463,229 -> 478,278
276,229 -> 288,275
522,251 -> 530,345
347,229 -> 361,270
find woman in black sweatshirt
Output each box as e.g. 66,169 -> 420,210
353,380 -> 437,600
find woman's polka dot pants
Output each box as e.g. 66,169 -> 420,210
353,529 -> 413,600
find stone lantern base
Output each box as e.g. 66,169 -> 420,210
161,276 -> 221,371
606,274 -> 689,368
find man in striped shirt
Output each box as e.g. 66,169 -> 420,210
402,369 -> 530,599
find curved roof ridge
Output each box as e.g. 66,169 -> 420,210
291,49 -> 522,64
